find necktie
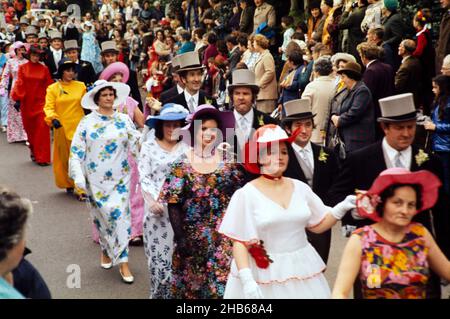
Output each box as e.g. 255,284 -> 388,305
298,148 -> 313,187
394,152 -> 404,168
188,97 -> 195,113
239,117 -> 249,140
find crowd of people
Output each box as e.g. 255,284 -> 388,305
1,0 -> 450,300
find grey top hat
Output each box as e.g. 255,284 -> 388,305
175,51 -> 205,73
37,15 -> 47,21
38,32 -> 48,40
19,16 -> 29,25
228,69 -> 260,93
101,40 -> 119,54
25,26 -> 38,36
281,98 -> 316,124
49,30 -> 63,40
61,12 -> 69,18
377,93 -> 418,123
64,40 -> 79,51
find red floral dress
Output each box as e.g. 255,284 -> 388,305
354,223 -> 430,299
159,154 -> 245,299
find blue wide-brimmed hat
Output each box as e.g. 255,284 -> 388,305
145,103 -> 189,129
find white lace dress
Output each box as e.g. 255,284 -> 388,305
219,178 -> 331,299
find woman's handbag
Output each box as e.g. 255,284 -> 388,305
331,129 -> 346,161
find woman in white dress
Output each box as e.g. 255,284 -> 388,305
219,124 -> 356,299
69,80 -> 141,284
138,103 -> 189,299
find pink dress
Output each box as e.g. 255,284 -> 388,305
92,97 -> 145,242
0,57 -> 28,143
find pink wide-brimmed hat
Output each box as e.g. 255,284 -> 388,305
357,168 -> 441,222
9,41 -> 29,58
99,62 -> 130,83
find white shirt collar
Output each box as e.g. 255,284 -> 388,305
292,141 -> 314,169
234,108 -> 254,124
176,84 -> 184,94
382,138 -> 412,169
50,47 -> 62,53
367,60 -> 377,68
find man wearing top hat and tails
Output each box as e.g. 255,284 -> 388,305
328,93 -> 450,299
24,26 -> 38,45
165,51 -> 216,113
64,40 -> 97,90
59,12 -> 80,42
97,40 -> 142,110
227,69 -> 277,162
15,16 -> 29,43
282,98 -> 339,264
44,30 -> 64,79
159,55 -> 185,106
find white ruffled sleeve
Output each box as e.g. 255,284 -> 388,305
302,182 -> 332,228
218,187 -> 259,243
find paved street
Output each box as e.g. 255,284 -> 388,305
0,134 -> 448,299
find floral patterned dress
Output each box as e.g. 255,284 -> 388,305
69,111 -> 141,265
138,130 -> 188,299
159,154 -> 245,299
354,223 -> 430,299
0,57 -> 28,143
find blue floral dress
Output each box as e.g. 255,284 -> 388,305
138,130 -> 188,299
81,31 -> 103,74
69,111 -> 141,265
159,154 -> 245,299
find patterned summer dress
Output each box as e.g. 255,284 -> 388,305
0,57 -> 28,143
354,223 -> 430,299
159,154 -> 245,299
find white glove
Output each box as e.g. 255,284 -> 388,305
238,268 -> 264,299
351,207 -> 365,220
331,195 -> 356,220
74,178 -> 87,193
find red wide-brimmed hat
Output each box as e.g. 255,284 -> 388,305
357,168 -> 441,222
243,124 -> 298,175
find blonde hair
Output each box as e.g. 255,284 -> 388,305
253,34 -> 269,50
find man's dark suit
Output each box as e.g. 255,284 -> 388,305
284,143 -> 339,264
160,85 -> 182,106
75,60 -> 97,88
61,25 -> 80,41
166,90 -> 217,112
15,30 -> 27,43
239,6 -> 254,34
362,60 -> 395,139
328,141 -> 449,298
395,56 -> 423,109
43,49 -> 59,78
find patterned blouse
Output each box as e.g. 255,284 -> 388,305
354,223 -> 430,299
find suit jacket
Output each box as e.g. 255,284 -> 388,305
395,56 -> 423,109
239,6 -> 254,35
75,60 -> 96,88
252,2 -> 276,34
43,49 -> 60,78
254,49 -> 278,101
336,81 -> 375,152
328,141 -> 450,258
363,60 -> 395,120
160,85 -> 182,106
14,30 -> 26,43
166,90 -> 217,112
61,25 -> 80,41
284,143 -> 339,205
231,108 -> 278,160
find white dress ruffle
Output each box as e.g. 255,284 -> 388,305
219,179 -> 332,299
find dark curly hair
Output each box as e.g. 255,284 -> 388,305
375,184 -> 423,218
0,187 -> 32,262
93,86 -> 118,105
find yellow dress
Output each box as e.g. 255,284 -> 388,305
44,80 -> 86,189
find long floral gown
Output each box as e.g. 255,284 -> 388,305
0,57 -> 28,143
92,97 -> 144,242
69,111 -> 141,265
138,130 -> 188,299
159,153 -> 245,299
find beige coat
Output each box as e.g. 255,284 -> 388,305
253,2 -> 276,34
301,75 -> 336,144
254,49 -> 278,101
